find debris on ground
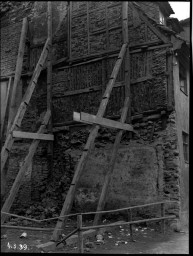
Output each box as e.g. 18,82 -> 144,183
96,234 -> 105,244
85,241 -> 95,248
20,232 -> 27,238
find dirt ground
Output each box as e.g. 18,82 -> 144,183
1,220 -> 189,254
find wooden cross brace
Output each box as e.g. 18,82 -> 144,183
73,112 -> 134,132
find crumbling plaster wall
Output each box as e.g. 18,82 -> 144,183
1,2 -> 181,221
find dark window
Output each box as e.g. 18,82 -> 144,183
182,132 -> 189,163
179,64 -> 188,95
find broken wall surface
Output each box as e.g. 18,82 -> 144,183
1,1 -> 182,222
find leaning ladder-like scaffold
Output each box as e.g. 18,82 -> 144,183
1,2 -> 53,225
52,1 -> 175,242
52,1 -> 134,241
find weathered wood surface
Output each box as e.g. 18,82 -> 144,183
122,1 -> 131,125
47,1 -> 53,177
77,215 -> 84,253
73,111 -> 133,131
1,38 -> 50,174
8,18 -> 28,132
12,131 -> 54,141
1,111 -> 51,224
52,43 -> 127,241
93,96 -> 130,225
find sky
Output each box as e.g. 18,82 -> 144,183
169,2 -> 190,20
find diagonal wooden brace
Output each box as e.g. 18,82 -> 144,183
1,110 -> 51,224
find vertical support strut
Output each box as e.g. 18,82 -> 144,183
122,1 -> 131,125
93,96 -> 130,225
47,1 -> 53,177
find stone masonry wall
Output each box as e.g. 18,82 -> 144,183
16,110 -> 180,220
1,2 -> 180,222
0,22 -> 22,76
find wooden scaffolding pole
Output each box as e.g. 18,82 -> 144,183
1,38 -> 50,176
52,43 -> 127,241
8,18 -> 28,132
1,111 -> 51,224
93,97 -> 130,225
122,1 -> 131,124
93,2 -> 131,225
47,1 -> 53,175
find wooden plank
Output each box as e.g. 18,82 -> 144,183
73,111 -> 133,132
1,38 -> 50,175
93,97 -> 130,225
8,18 -> 28,132
52,43 -> 127,241
130,43 -> 172,54
53,75 -> 153,98
69,1 -> 72,59
47,1 -> 54,176
12,131 -> 54,141
129,3 -> 169,44
77,215 -> 84,253
47,2 -> 52,113
86,2 -> 90,55
122,1 -> 131,125
1,111 -> 51,224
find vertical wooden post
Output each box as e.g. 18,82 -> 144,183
8,18 -> 28,131
128,208 -> 134,241
86,2 -> 90,55
69,2 -> 72,59
161,203 -> 165,233
77,214 -> 84,253
122,2 -> 131,129
47,1 -> 53,176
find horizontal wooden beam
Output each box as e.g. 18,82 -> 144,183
12,131 -> 54,141
53,76 -> 153,99
130,43 -> 172,54
73,112 -> 134,132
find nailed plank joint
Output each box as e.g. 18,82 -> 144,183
73,112 -> 133,132
12,131 -> 54,141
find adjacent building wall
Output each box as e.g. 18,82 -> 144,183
172,54 -> 189,226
